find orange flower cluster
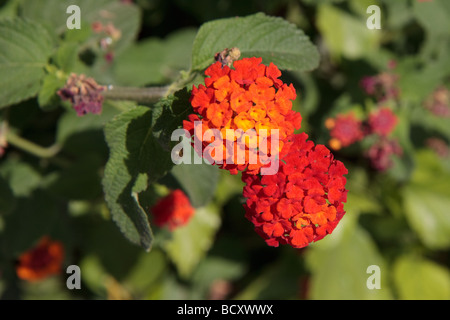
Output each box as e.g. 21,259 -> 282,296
183,57 -> 302,175
16,236 -> 64,282
151,189 -> 195,231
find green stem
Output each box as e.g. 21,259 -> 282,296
102,85 -> 170,103
6,130 -> 61,159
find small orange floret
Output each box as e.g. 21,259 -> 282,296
16,236 -> 64,282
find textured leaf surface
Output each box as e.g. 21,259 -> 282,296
191,12 -> 319,72
0,18 -> 53,108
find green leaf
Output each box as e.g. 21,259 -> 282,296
149,88 -> 191,151
413,0 -> 450,36
114,28 -> 197,87
162,162 -> 219,208
20,0 -> 140,51
102,90 -> 190,251
191,12 -> 319,72
37,73 -> 67,110
2,190 -> 58,257
393,254 -> 450,300
402,151 -> 450,249
0,0 -> 20,19
0,159 -> 42,197
123,249 -> 167,297
0,18 -> 53,108
48,154 -> 104,200
305,214 -> 393,299
316,4 -> 381,61
232,252 -> 304,300
55,41 -> 79,72
103,106 -> 171,250
162,204 -> 221,279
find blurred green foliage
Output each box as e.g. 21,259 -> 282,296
0,0 -> 449,300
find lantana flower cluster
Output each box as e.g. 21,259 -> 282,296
183,57 -> 302,175
325,107 -> 401,171
325,61 -> 403,172
180,55 -> 348,249
15,236 -> 64,282
151,189 -> 195,231
242,133 -> 348,248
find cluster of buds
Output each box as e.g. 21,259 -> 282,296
325,107 -> 401,171
423,87 -> 450,118
15,236 -> 64,282
360,61 -> 399,102
57,73 -> 106,116
365,137 -> 403,171
91,21 -> 122,63
426,137 -> 449,159
325,61 -> 403,172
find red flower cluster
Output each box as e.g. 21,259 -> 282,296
242,133 -> 348,248
325,106 -> 400,171
151,189 -> 195,231
16,236 -> 64,282
368,107 -> 398,137
183,57 -> 302,175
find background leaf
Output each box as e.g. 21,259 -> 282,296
0,18 -> 54,108
305,214 -> 393,300
402,150 -> 450,249
161,161 -> 220,209
114,28 -> 197,87
316,4 -> 381,60
393,254 -> 450,300
162,204 -> 221,279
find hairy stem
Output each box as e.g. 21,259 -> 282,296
102,85 -> 170,103
6,130 -> 61,159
